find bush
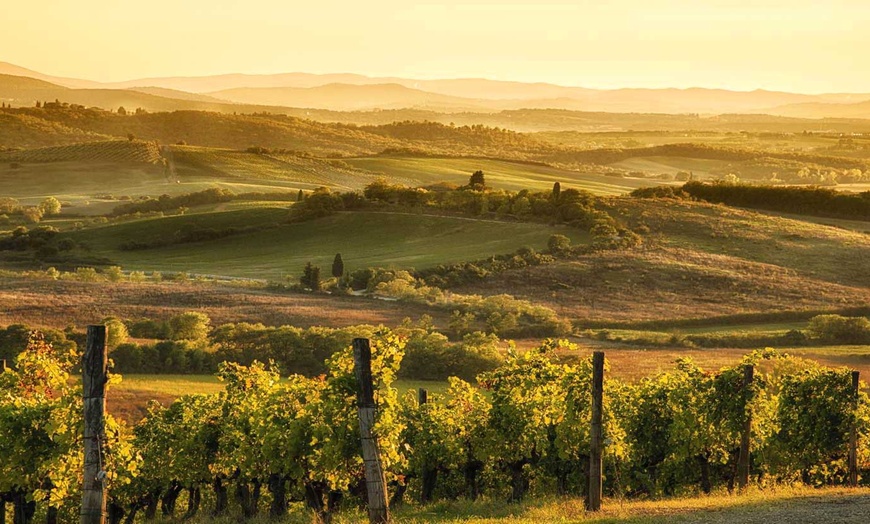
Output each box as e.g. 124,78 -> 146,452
168,312 -> 212,342
808,315 -> 870,344
398,330 -> 503,381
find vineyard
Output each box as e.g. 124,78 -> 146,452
0,141 -> 162,165
1,330 -> 867,524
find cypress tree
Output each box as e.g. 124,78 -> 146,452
469,170 -> 486,189
552,181 -> 561,200
331,253 -> 344,278
301,262 -> 321,291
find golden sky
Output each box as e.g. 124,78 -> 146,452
3,0 -> 869,93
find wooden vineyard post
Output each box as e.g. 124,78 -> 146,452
0,359 -> 6,372
352,338 -> 390,524
417,388 -> 428,406
849,370 -> 860,487
81,325 -> 108,524
587,351 -> 604,511
737,364 -> 754,490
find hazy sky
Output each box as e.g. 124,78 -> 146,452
3,0 -> 869,93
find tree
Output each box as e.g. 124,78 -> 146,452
552,182 -> 561,200
103,317 -> 130,348
118,106 -> 127,115
37,196 -> 61,216
22,206 -> 43,224
168,312 -> 212,341
127,132 -> 136,142
297,189 -> 304,202
468,170 -> 486,190
547,234 -> 571,254
300,262 -> 321,291
331,253 -> 344,278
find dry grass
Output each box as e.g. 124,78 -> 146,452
454,246 -> 869,323
0,278 -> 449,330
149,486 -> 870,523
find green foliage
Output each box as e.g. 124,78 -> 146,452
807,315 -> 870,344
168,311 -> 211,342
468,170 -> 486,190
37,196 -> 62,216
103,317 -> 129,348
300,262 -> 322,291
547,234 -> 571,254
331,253 -> 344,279
682,181 -> 870,220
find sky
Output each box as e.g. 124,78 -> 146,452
3,0 -> 869,93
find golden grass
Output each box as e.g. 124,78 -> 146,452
150,486 -> 870,523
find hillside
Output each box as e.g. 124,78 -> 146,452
451,198 -> 870,322
7,63 -> 870,119
343,155 -> 660,194
0,112 -> 111,148
770,99 -> 870,119
210,83 -> 492,112
0,139 -> 162,164
58,209 -> 587,279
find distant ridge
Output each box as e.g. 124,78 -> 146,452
4,61 -> 870,119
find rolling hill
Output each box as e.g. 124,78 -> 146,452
769,100 -> 870,119
209,83 -> 492,112
6,62 -> 870,117
452,198 -> 870,323
60,209 -> 587,279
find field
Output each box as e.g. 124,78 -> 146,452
111,375 -> 448,422
343,155 -> 661,194
450,198 -> 870,322
60,209 -> 587,279
0,278 -> 451,330
150,487 -> 870,523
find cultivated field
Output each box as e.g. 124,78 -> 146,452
59,209 -> 586,279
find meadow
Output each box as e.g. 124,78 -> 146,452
343,155 -> 660,194
60,209 -> 587,279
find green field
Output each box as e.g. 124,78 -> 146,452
116,375 -> 448,397
64,209 -> 587,279
344,155 -> 661,194
609,156 -> 728,178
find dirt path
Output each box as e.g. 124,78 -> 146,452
671,491 -> 870,524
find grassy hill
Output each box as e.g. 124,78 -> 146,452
61,209 -> 586,279
0,139 -> 161,163
451,198 -> 870,322
344,155 -> 660,194
0,112 -> 112,148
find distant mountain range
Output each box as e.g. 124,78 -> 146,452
2,61 -> 870,119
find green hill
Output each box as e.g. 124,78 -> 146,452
344,155 -> 660,194
61,209 -> 586,279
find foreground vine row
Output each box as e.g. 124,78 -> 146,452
0,331 -> 867,523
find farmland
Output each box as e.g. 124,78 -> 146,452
1,85 -> 870,524
53,209 -> 586,279
343,155 -> 661,194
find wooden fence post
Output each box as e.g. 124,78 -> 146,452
0,359 -> 6,372
417,388 -> 428,406
81,325 -> 108,524
587,351 -> 604,511
352,338 -> 390,524
737,364 -> 754,490
849,370 -> 860,487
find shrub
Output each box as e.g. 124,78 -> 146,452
807,315 -> 870,344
